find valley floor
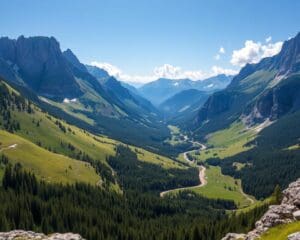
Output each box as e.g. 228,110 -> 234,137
162,131 -> 256,209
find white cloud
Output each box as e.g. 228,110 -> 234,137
214,46 -> 226,60
219,47 -> 225,54
265,36 -> 272,43
211,66 -> 238,76
90,61 -> 122,77
90,62 -> 237,84
153,64 -> 182,79
230,39 -> 283,67
214,54 -> 221,60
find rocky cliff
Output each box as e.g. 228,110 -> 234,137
0,230 -> 84,240
222,178 -> 300,240
0,36 -> 82,99
191,32 -> 300,137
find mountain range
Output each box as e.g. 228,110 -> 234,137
159,89 -> 209,121
138,74 -> 233,105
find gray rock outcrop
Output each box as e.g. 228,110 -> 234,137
288,232 -> 300,240
222,178 -> 300,240
0,230 -> 85,240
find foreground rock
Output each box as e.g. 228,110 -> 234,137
288,232 -> 300,240
0,230 -> 85,240
222,178 -> 300,240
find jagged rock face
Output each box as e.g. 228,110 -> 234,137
0,230 -> 85,240
244,74 -> 300,125
63,49 -> 87,73
197,91 -> 233,122
0,36 -> 82,99
272,32 -> 300,76
222,178 -> 300,240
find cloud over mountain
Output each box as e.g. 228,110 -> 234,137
230,38 -> 283,67
90,62 -> 237,84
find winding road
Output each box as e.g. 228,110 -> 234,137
160,139 -> 208,197
160,165 -> 207,197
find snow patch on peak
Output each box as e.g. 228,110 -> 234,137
63,98 -> 77,103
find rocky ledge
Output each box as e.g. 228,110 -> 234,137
222,178 -> 300,240
0,230 -> 85,240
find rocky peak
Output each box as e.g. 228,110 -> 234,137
0,37 -> 17,62
230,32 -> 300,88
272,32 -> 300,76
63,49 -> 87,73
222,178 -> 300,240
0,36 -> 83,99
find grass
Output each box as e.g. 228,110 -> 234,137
12,109 -> 182,170
164,125 -> 187,146
233,162 -> 247,171
14,110 -> 115,164
131,146 -> 185,169
260,221 -> 300,240
233,195 -> 274,215
286,144 -> 300,151
192,166 -> 254,208
0,130 -> 100,185
193,121 -> 256,162
167,165 -> 255,208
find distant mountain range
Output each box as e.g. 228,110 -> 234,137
138,74 -> 233,105
159,89 -> 209,121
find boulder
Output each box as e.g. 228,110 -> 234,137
221,233 -> 246,240
293,210 -> 300,220
0,230 -> 85,240
288,232 -> 300,240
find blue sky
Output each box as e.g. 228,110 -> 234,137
1,0 -> 299,84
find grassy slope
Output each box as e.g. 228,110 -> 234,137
260,221 -> 300,240
233,196 -> 274,215
0,81 -> 186,190
166,165 -> 254,208
193,166 -> 254,208
194,121 -> 256,162
173,122 -> 258,208
11,108 -> 183,170
194,122 -> 257,207
0,130 -> 99,185
164,125 -> 185,146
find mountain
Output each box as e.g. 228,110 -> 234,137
63,49 -> 88,73
85,64 -> 110,80
138,74 -> 232,105
121,81 -> 139,95
86,65 -> 159,117
0,36 -> 171,153
100,76 -> 159,117
159,89 -> 209,119
191,32 -> 300,138
0,36 -> 82,99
